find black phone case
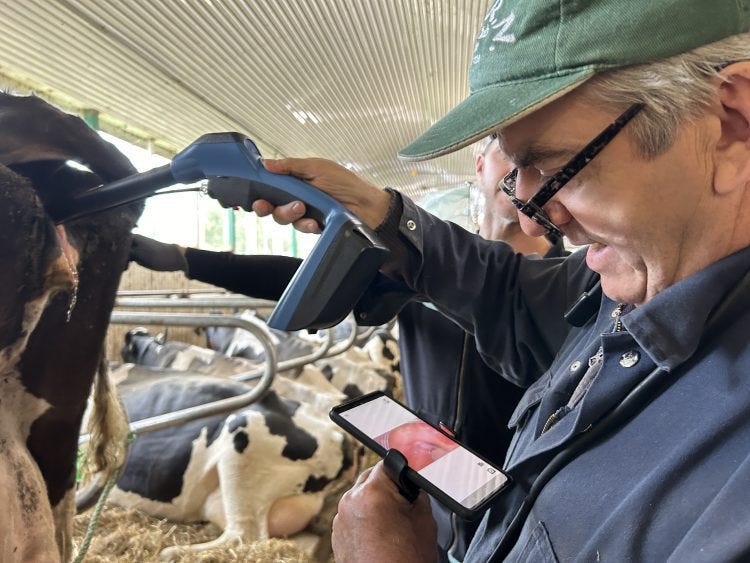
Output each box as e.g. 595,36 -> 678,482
329,391 -> 510,519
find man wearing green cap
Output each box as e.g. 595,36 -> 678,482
255,0 -> 750,560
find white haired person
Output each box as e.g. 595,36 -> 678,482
252,1 -> 750,561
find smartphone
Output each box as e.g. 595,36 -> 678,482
330,391 -> 509,518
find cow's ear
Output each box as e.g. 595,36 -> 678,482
155,332 -> 166,345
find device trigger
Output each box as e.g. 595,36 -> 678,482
383,449 -> 420,503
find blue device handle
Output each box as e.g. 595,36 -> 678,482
51,132 -> 389,331
52,132 -> 348,227
171,132 -> 342,228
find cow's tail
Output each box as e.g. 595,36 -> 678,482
79,351 -> 130,495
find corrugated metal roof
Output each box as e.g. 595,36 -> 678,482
0,0 -> 488,198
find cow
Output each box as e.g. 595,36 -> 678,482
314,331 -> 402,401
105,368 -> 357,559
204,309 -> 315,363
122,327 -> 261,375
199,312 -> 402,400
0,93 -> 142,561
104,325 -> 402,556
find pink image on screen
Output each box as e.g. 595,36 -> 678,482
374,420 -> 459,471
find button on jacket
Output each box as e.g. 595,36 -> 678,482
360,195 -> 750,562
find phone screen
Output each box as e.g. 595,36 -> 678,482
335,393 -> 508,511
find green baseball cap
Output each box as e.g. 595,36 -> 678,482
399,0 -> 750,161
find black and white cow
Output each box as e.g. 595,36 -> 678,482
314,330 -> 402,401
0,93 -> 141,561
204,310 -> 315,363
122,327 -> 260,375
109,322 -> 402,557
107,368 -> 357,558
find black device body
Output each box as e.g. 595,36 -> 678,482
330,391 -> 509,519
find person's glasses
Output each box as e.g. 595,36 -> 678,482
501,103 -> 644,238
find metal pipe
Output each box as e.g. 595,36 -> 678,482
224,324 -> 335,382
114,296 -> 277,309
79,312 -> 277,444
117,288 -> 231,297
111,305 -> 335,376
324,313 -> 358,357
227,329 -> 334,383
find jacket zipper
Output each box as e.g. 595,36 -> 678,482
541,304 -> 625,434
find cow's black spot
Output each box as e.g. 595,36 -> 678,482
335,438 -> 355,479
303,474 -> 331,493
227,414 -> 248,433
268,417 -> 318,460
320,364 -> 334,380
233,431 -> 249,453
285,399 -> 301,416
117,414 -> 226,501
341,383 -> 362,401
256,392 -> 318,460
381,344 -> 395,361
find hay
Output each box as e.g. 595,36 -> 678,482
72,505 -> 321,562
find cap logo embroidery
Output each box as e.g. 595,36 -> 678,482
472,0 -> 516,65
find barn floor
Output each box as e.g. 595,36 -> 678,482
72,505 -> 325,562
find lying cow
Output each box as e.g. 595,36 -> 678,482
123,325 -> 402,403
122,327 -> 260,375
204,309 -> 315,362
315,330 -> 402,401
106,368 -> 357,558
0,93 -> 141,560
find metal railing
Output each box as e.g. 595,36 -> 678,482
81,312 -> 277,444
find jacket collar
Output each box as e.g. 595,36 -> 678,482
622,246 -> 750,370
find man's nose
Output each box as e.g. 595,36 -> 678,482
517,212 -> 550,237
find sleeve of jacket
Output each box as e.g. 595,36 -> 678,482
357,194 -> 597,387
184,248 -> 302,301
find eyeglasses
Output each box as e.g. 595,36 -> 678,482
501,103 -> 645,238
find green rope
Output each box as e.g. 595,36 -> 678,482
73,432 -> 136,563
72,471 -> 118,563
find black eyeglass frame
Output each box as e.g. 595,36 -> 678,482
501,103 -> 645,238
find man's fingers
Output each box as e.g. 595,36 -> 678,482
292,217 -> 322,234
275,201 -> 306,223
251,200 -> 274,217
264,157 -> 315,180
354,466 -> 374,486
252,200 -> 306,223
262,158 -> 289,175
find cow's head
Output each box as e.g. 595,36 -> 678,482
121,327 -> 166,363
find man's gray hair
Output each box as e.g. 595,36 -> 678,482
584,32 -> 750,158
474,135 -> 495,158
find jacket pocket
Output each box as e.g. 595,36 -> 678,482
507,520 -> 558,563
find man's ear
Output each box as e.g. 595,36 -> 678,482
714,62 -> 750,195
475,152 -> 484,178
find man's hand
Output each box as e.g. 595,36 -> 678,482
332,462 -> 437,563
129,234 -> 188,272
254,158 -> 392,233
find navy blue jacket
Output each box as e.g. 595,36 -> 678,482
364,194 -> 750,562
